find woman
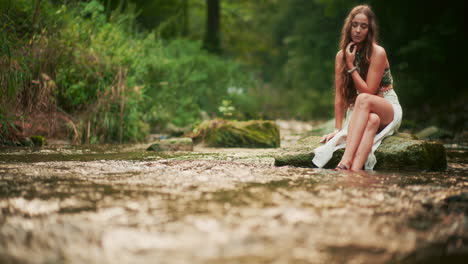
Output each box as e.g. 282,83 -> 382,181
312,5 -> 402,170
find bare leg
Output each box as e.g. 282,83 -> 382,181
350,113 -> 380,170
339,108 -> 368,168
338,93 -> 394,169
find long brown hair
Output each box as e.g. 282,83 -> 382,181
338,5 -> 378,108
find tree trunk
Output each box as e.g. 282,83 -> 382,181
181,0 -> 189,37
203,0 -> 221,54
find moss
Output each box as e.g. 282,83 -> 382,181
190,119 -> 280,148
30,135 -> 46,147
274,134 -> 447,171
374,136 -> 447,170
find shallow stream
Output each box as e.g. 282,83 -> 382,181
0,127 -> 467,264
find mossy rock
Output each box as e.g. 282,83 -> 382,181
274,133 -> 446,171
30,135 -> 46,147
190,119 -> 280,148
147,137 -> 193,152
20,137 -> 34,147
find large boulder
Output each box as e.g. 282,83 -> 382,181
274,133 -> 447,170
190,119 -> 280,148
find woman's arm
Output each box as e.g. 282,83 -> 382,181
321,51 -> 345,143
345,43 -> 387,94
334,51 -> 345,130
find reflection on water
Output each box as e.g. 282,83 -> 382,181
0,145 -> 467,264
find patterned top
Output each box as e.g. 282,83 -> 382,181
381,68 -> 393,86
355,50 -> 393,87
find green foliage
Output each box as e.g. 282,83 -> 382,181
0,110 -> 18,142
61,0 -> 254,141
218,100 -> 235,119
0,0 -> 255,142
180,0 -> 342,120
100,0 -> 189,37
0,0 -> 60,136
142,38 -> 254,127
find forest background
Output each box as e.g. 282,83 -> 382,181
0,0 -> 466,144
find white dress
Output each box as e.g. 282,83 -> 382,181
312,89 -> 403,170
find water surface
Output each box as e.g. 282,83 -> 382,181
0,141 -> 466,264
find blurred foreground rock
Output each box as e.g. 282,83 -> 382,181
274,133 -> 447,170
189,119 -> 280,148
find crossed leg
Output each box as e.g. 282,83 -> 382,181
350,113 -> 380,170
338,93 -> 394,170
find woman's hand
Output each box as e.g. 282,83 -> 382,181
320,131 -> 339,143
345,42 -> 356,69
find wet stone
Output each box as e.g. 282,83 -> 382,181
146,137 -> 194,152
274,133 -> 447,171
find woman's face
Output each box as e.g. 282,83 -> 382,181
350,13 -> 369,44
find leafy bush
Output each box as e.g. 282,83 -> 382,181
141,38 -> 254,127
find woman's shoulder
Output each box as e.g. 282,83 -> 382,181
336,50 -> 344,60
372,43 -> 387,58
